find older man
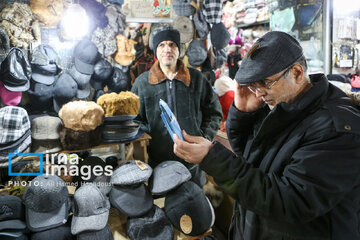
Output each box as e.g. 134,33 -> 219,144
173,31 -> 360,239
131,26 -> 222,184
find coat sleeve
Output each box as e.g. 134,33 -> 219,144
199,75 -> 223,140
131,75 -> 150,133
226,103 -> 268,156
200,131 -> 360,223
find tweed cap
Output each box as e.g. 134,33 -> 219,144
71,183 -> 110,235
22,175 -> 70,232
0,106 -> 30,144
210,22 -> 230,50
126,205 -> 173,240
110,160 -> 152,185
235,31 -> 304,84
150,161 -> 191,195
109,183 -> 153,217
202,0 -> 223,24
186,40 -> 207,67
172,0 -> 196,16
193,7 -> 210,40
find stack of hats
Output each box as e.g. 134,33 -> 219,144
58,100 -> 104,150
0,106 -> 31,166
97,91 -> 141,143
28,44 -> 61,112
69,38 -> 99,99
22,175 -> 73,238
31,116 -> 63,153
149,161 -> 214,237
0,48 -> 32,106
110,160 -> 154,218
71,183 -> 112,239
0,195 -> 28,240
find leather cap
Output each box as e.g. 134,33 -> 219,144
0,48 -> 31,92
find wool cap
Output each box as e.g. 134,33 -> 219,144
235,31 -> 303,84
152,27 -> 180,58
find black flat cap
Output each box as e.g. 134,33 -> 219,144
235,31 -> 303,84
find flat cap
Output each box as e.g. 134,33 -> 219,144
235,31 -> 303,85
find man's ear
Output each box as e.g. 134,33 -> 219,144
291,64 -> 304,83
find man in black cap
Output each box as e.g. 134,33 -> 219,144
173,31 -> 360,239
131,25 -> 222,185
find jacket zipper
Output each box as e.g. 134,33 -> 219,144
169,79 -> 173,89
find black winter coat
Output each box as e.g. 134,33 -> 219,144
200,74 -> 360,240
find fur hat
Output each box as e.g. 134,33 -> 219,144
59,126 -> 102,150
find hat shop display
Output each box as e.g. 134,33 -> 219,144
0,0 -> 231,238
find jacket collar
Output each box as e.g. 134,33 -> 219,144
148,60 -> 190,86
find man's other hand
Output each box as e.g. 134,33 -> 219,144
173,130 -> 212,164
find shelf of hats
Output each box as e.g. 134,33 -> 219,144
0,0 -> 240,239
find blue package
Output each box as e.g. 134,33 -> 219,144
159,99 -> 184,141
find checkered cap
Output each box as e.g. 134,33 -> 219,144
0,106 -> 30,144
111,160 -> 153,185
202,0 -> 223,24
172,0 -> 196,16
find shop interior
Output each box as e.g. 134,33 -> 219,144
0,0 -> 359,239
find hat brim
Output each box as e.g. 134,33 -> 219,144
3,79 -> 30,92
26,201 -> 68,232
31,74 -> 56,85
109,184 -> 153,217
76,224 -> 113,240
75,57 -> 95,75
151,169 -> 191,195
0,130 -> 31,152
71,209 -> 109,235
0,219 -> 26,231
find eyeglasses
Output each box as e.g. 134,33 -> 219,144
244,66 -> 292,94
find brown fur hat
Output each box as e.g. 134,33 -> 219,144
60,126 -> 102,150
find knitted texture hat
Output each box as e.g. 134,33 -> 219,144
152,28 -> 180,58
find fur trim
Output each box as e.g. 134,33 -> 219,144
340,86 -> 360,106
149,60 -> 190,86
60,126 -> 102,150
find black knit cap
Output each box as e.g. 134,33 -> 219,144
152,28 -> 180,58
235,31 -> 304,85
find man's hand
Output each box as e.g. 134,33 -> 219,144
234,83 -> 263,112
173,131 -> 212,164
